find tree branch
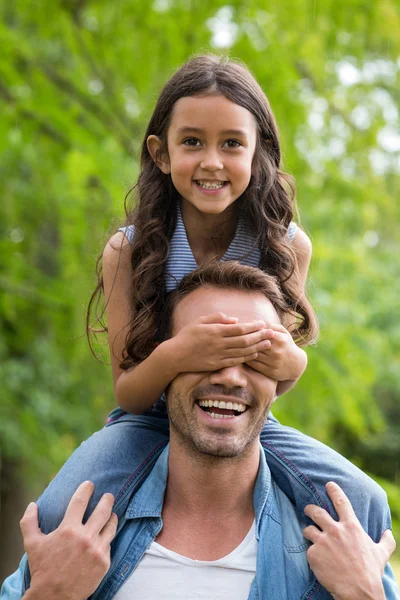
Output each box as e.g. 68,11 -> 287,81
0,79 -> 71,149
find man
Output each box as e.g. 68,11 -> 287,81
2,262 -> 398,599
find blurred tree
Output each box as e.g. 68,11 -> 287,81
0,0 -> 399,575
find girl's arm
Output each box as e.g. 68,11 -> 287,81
246,228 -> 312,396
291,227 -> 312,292
103,233 -> 270,414
103,232 -> 183,414
274,227 -> 312,395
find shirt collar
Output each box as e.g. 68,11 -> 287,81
125,444 -> 169,519
253,444 -> 274,539
125,442 -> 274,532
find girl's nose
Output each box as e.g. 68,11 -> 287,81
200,150 -> 224,171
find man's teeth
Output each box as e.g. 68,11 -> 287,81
198,399 -> 246,412
208,412 -> 234,419
196,180 -> 225,189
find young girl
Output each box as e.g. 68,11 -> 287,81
101,55 -> 315,420
37,54 -> 386,548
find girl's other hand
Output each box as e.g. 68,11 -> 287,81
244,323 -> 307,386
169,313 -> 272,373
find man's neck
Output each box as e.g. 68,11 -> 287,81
155,438 -> 260,560
168,438 -> 259,512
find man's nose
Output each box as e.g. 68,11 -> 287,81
208,364 -> 248,389
200,149 -> 223,171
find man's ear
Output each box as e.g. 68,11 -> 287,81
147,135 -> 171,174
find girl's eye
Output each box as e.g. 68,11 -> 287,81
224,139 -> 241,148
183,138 -> 201,147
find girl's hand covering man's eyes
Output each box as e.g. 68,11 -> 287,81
245,323 -> 307,394
169,312 -> 272,374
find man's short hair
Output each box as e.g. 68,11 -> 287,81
160,260 -> 293,341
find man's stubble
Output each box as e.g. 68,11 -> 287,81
166,387 -> 272,463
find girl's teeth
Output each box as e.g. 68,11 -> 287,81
196,181 -> 225,189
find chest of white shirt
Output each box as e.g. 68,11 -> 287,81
114,522 -> 257,599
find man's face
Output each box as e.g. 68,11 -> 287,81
166,286 -> 279,460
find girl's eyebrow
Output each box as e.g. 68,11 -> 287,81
176,126 -> 248,138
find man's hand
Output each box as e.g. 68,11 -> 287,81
303,481 -> 396,600
21,481 -> 118,600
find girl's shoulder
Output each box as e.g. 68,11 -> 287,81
288,222 -> 297,242
289,226 -> 312,253
117,224 -> 135,245
102,230 -> 132,271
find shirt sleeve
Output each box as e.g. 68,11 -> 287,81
288,222 -> 297,242
382,562 -> 400,599
118,224 -> 135,245
0,553 -> 27,599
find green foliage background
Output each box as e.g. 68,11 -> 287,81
1,0 -> 399,538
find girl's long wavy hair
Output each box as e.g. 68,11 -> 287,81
87,54 -> 319,368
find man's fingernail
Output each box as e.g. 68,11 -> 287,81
326,481 -> 337,490
26,502 -> 36,510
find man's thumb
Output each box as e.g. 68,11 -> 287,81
20,502 -> 41,548
378,529 -> 396,562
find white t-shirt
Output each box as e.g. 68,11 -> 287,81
114,522 -> 257,599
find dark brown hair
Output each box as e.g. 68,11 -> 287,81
161,260 -> 291,342
87,54 -> 318,366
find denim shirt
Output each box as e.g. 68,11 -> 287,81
90,444 -> 320,600
2,442 -> 399,600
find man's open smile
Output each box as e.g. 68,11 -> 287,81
197,398 -> 248,419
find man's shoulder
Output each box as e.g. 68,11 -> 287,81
270,480 -> 309,547
113,441 -> 169,522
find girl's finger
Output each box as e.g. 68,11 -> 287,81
225,329 -> 274,349
264,331 -> 286,346
269,323 -> 290,334
219,321 -> 266,337
302,525 -> 321,544
220,353 -> 259,367
325,482 -> 356,522
224,339 -> 271,357
304,504 -> 334,530
245,357 -> 274,371
86,493 -> 115,536
244,360 -> 269,375
200,313 -> 238,325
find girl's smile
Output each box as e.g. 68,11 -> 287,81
193,179 -> 229,194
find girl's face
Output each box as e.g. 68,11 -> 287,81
149,94 -> 257,217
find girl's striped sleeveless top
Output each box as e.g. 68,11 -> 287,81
119,204 -> 297,292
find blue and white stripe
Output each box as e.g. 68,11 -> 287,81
119,204 -> 297,292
